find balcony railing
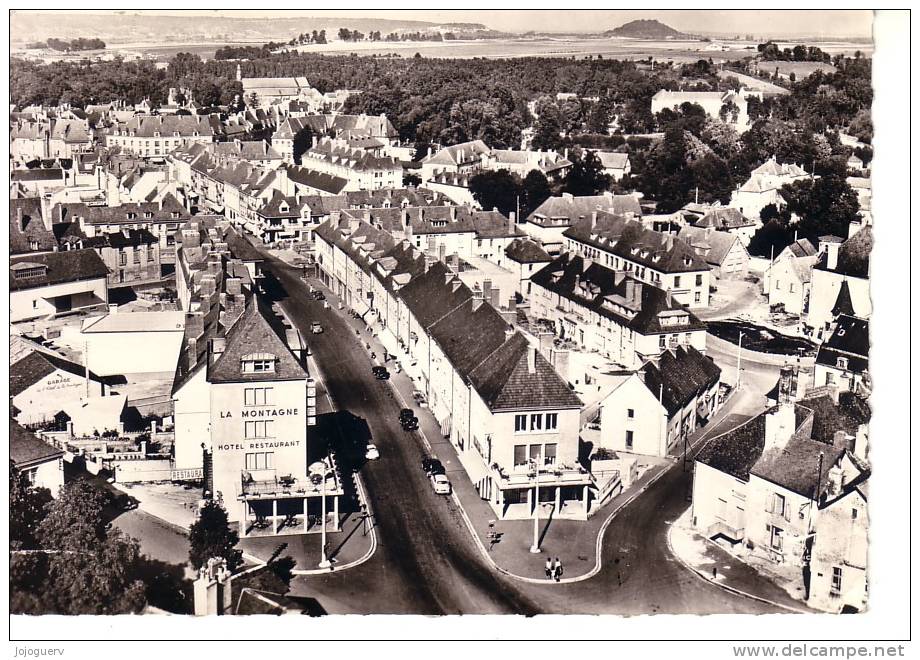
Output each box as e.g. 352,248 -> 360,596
497,463 -> 591,488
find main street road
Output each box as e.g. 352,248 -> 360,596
230,232 -> 781,615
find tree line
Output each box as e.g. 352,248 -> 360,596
26,37 -> 106,52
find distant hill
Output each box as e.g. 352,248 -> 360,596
605,19 -> 689,40
9,12 -> 442,46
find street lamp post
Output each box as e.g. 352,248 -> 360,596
318,465 -> 331,569
530,454 -> 542,554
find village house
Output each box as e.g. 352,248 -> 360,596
105,114 -> 222,159
762,252 -> 816,315
692,367 -> 871,612
80,310 -> 187,378
593,151 -> 632,182
10,118 -> 95,164
10,198 -> 58,255
690,207 -> 758,246
563,212 -> 712,309
53,194 -> 190,265
300,137 -> 403,191
525,192 -> 643,254
813,313 -> 869,395
529,254 -> 708,369
651,88 -> 761,132
241,73 -> 315,108
58,226 -> 164,289
11,350 -> 109,428
729,157 -> 811,221
595,346 -> 721,458
10,249 -> 109,323
271,113 -> 400,162
805,228 -> 872,340
678,225 -> 750,279
11,421 -> 65,495
501,238 -> 553,298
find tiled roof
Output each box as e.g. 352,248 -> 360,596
564,214 -> 710,274
816,226 -> 871,278
505,238 -> 553,264
640,345 -> 722,415
10,350 -> 101,397
10,198 -> 57,255
798,392 -> 870,445
529,254 -> 706,335
112,114 -> 221,138
469,333 -> 582,412
678,226 -> 743,268
422,140 -> 492,166
594,151 -> 630,170
53,193 -> 188,226
751,434 -> 844,499
816,315 -> 869,374
9,249 -> 109,291
528,194 -> 641,227
207,299 -> 309,384
284,165 -> 349,195
784,238 -> 817,258
696,412 -> 766,481
10,420 -> 64,468
693,207 -> 755,230
304,138 -> 401,172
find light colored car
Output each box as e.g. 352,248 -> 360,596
430,473 -> 451,495
311,321 -> 323,334
365,444 -> 379,460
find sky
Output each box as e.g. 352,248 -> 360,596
12,9 -> 874,38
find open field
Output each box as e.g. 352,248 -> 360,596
756,60 -> 839,78
13,36 -> 873,64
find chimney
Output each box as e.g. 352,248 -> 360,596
764,400 -> 797,452
624,278 -> 635,303
665,289 -> 672,306
509,210 -> 516,225
824,240 -> 841,271
17,207 -> 26,233
527,345 -> 537,374
538,331 -> 554,358
472,297 -> 485,312
632,280 -> 643,306
490,285 -> 500,310
590,211 -> 597,231
504,327 -> 515,342
187,337 -> 198,369
449,206 -> 457,222
450,253 -> 460,272
226,277 -> 242,296
777,364 -> 798,405
482,279 -> 492,303
438,243 -> 446,264
210,337 -> 226,363
551,348 -> 570,382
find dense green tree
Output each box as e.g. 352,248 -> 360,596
748,218 -> 797,259
521,170 -> 553,217
781,173 -> 860,241
469,170 -> 522,216
188,500 -> 243,572
531,104 -> 565,151
35,478 -> 108,551
291,125 -> 315,165
563,149 -> 611,196
9,466 -> 53,550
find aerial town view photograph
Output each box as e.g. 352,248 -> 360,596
6,5 -> 912,654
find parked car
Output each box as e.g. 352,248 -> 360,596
430,473 -> 452,495
401,417 -> 419,432
312,290 -> 325,301
399,408 -> 415,422
372,366 -> 390,380
365,444 -> 379,460
311,321 -> 323,334
422,457 -> 445,476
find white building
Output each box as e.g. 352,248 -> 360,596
805,228 -> 871,341
651,88 -> 762,133
10,250 -> 109,323
814,314 -> 869,394
80,310 -> 186,377
730,157 -> 810,221
11,421 -> 65,495
11,351 -> 109,427
525,192 -> 642,254
596,347 -> 721,458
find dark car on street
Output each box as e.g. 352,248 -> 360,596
312,290 -> 325,301
372,366 -> 390,380
399,408 -> 415,422
401,417 -> 419,431
422,457 -> 445,476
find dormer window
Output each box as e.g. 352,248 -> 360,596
12,263 -> 47,280
154,131 -> 160,137
171,211 -> 181,218
127,212 -> 137,220
241,352 -> 277,374
837,357 -> 849,370
144,211 -> 153,218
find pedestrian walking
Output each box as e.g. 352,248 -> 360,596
712,567 -> 718,580
545,557 -> 553,579
553,557 -> 563,582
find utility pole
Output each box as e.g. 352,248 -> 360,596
736,330 -> 743,388
83,340 -> 90,399
318,464 -> 331,569
530,451 -> 543,554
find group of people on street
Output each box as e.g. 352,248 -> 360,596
545,557 -> 564,582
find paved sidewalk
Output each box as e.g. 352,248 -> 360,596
113,481 -> 201,531
240,508 -> 374,573
311,277 -> 678,582
668,508 -> 813,612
